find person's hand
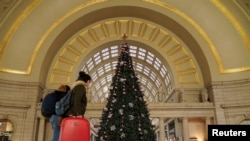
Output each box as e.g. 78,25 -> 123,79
69,114 -> 83,118
76,115 -> 83,118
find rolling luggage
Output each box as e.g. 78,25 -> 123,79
59,117 -> 90,141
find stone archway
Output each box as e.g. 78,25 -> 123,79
0,119 -> 14,141
48,18 -> 203,90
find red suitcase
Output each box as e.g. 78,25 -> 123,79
59,117 -> 90,141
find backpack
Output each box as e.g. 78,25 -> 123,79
41,91 -> 58,118
55,90 -> 72,116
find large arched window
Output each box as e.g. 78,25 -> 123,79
81,44 -> 173,103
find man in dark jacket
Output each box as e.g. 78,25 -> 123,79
49,85 -> 70,141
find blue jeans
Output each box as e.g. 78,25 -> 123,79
50,115 -> 60,141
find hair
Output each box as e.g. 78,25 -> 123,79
77,71 -> 91,82
58,85 -> 70,93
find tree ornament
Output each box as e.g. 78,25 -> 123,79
109,86 -> 113,90
110,125 -> 116,131
119,109 -> 123,115
129,102 -> 134,107
120,78 -> 126,82
120,133 -> 126,138
120,61 -> 124,65
108,114 -> 112,118
129,115 -> 134,120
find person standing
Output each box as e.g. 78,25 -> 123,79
49,85 -> 71,141
66,71 -> 92,117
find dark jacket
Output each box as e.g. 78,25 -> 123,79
66,81 -> 87,116
41,90 -> 67,117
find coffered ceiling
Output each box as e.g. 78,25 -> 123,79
0,0 -> 250,103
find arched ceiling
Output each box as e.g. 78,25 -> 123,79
0,0 -> 250,95
48,17 -> 203,102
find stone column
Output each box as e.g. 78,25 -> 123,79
205,117 -> 211,140
159,117 -> 166,141
182,117 -> 189,141
37,117 -> 45,141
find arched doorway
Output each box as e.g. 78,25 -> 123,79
0,119 -> 14,141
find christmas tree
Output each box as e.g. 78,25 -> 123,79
96,35 -> 156,141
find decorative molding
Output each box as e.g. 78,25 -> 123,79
221,103 -> 250,109
235,0 -> 250,20
211,0 -> 250,54
209,78 -> 250,87
0,102 -> 30,109
0,0 -> 42,67
0,0 -> 18,26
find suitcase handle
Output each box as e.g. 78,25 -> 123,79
68,115 -> 84,118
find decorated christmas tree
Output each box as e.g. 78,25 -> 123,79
96,35 -> 156,141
